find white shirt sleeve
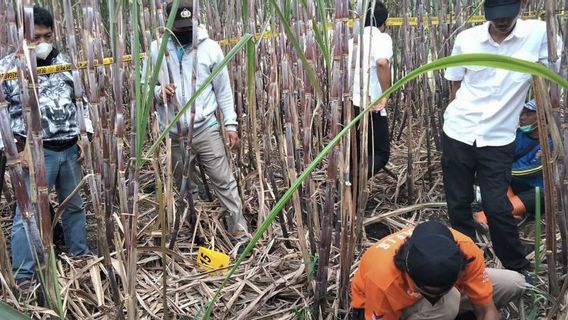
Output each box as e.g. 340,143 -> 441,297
538,32 -> 563,72
372,33 -> 393,62
444,33 -> 466,81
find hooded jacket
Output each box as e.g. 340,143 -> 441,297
144,25 -> 237,138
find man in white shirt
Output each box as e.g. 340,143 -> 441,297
350,1 -> 393,178
443,0 -> 561,277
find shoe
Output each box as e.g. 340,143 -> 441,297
15,278 -> 35,295
519,269 -> 535,287
473,211 -> 489,234
231,236 -> 251,256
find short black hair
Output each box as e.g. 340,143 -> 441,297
364,1 -> 388,28
33,5 -> 54,29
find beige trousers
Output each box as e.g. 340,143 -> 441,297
171,125 -> 248,235
402,268 -> 526,320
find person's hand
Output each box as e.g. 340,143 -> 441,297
225,131 -> 240,152
163,84 -> 176,98
77,139 -> 87,162
372,97 -> 388,112
19,147 -> 29,168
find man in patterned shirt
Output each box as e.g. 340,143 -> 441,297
0,5 -> 93,290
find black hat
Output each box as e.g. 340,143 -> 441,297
405,221 -> 463,292
484,0 -> 521,21
166,0 -> 194,29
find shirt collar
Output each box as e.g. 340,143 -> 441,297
481,18 -> 528,43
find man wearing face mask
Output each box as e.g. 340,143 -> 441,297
144,0 -> 249,248
442,0 -> 562,279
474,99 -> 549,226
350,221 -> 526,320
0,6 -> 93,291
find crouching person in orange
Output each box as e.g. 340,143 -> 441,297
350,221 -> 526,320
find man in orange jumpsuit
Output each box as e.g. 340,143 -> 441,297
351,221 -> 526,320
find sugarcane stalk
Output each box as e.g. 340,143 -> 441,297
533,76 -> 560,296
263,37 -> 291,245
338,7 -> 356,310
302,29 -> 318,258
168,0 -> 199,250
19,4 -> 63,312
82,2 -> 124,316
355,0 -> 371,242
315,4 -> 345,316
242,1 -> 268,231
0,90 -> 44,295
545,0 -> 568,270
281,57 -> 311,275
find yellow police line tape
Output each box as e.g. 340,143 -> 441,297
216,13 -> 557,45
0,13 -> 563,80
0,54 -> 145,81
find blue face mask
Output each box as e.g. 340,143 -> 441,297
519,123 -> 536,134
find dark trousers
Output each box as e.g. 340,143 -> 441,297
511,177 -> 545,217
353,106 -> 390,178
441,133 -> 529,271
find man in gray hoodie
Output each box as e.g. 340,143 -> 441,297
145,0 -> 249,243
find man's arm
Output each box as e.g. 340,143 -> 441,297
449,81 -> 461,101
373,58 -> 391,112
473,300 -> 500,320
377,58 -> 391,93
210,41 -> 239,151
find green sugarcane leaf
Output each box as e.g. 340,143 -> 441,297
202,53 -> 568,319
0,301 -> 29,320
137,0 -> 181,168
144,34 -> 254,159
132,0 -> 144,167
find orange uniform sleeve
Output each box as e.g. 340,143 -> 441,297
459,241 -> 493,305
351,264 -> 366,309
352,263 -> 399,320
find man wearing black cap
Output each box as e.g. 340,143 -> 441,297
144,1 -> 249,247
351,221 -> 526,320
442,0 -> 562,276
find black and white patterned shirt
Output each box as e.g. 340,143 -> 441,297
0,51 -> 93,144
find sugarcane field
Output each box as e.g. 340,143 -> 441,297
1,0 -> 568,319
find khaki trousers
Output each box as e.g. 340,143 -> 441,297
171,125 -> 248,235
402,268 -> 526,320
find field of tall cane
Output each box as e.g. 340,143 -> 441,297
0,0 -> 567,319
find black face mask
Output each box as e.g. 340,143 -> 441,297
173,29 -> 193,45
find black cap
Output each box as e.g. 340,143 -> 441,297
405,221 -> 463,292
484,0 -> 521,21
166,0 -> 193,29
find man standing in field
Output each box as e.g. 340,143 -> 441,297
350,1 -> 393,178
146,0 -> 249,247
442,0 -> 561,278
0,6 -> 93,290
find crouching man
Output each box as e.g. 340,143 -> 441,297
351,221 -> 527,320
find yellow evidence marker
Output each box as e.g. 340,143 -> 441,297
197,247 -> 231,275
